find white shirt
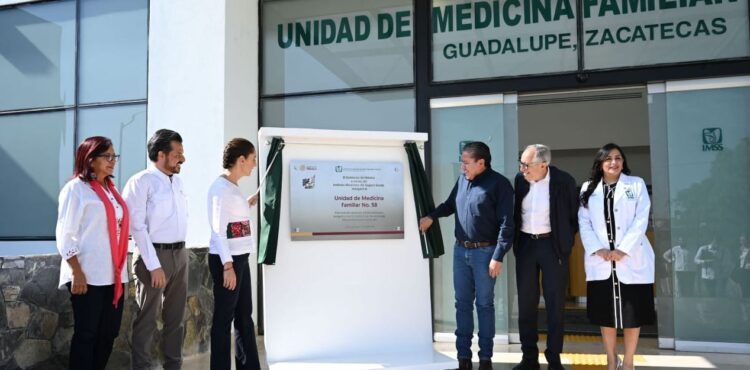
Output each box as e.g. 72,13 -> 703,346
695,244 -> 717,280
207,176 -> 256,264
665,245 -> 686,271
521,169 -> 551,234
56,178 -> 128,289
123,167 -> 188,271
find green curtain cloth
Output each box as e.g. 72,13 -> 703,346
258,137 -> 284,265
405,142 -> 444,258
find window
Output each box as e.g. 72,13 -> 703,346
431,0 -> 578,81
0,0 -> 76,111
262,0 -> 414,95
262,89 -> 415,132
0,110 -> 74,238
78,0 -> 148,103
0,0 -> 148,240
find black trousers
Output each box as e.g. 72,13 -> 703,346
209,253 -> 261,370
67,283 -> 125,370
515,236 -> 568,365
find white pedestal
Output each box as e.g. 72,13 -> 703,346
259,128 -> 452,370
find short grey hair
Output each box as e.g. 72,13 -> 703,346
525,144 -> 551,164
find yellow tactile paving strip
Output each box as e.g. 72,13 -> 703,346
438,342 -> 724,369
440,351 -> 717,369
561,353 -> 647,366
530,335 -> 647,366
539,334 -> 624,343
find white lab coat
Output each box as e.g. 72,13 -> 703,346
578,174 -> 654,284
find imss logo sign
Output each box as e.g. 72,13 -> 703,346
702,128 -> 724,152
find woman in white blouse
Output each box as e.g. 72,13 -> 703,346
56,136 -> 130,370
207,138 -> 261,370
578,143 -> 655,370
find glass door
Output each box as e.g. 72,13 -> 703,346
429,93 -> 519,342
648,76 -> 750,353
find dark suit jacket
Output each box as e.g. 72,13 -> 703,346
513,166 -> 579,260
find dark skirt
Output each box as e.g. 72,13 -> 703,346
587,271 -> 655,328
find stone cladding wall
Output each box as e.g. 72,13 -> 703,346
0,249 -> 214,370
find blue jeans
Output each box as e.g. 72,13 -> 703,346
453,243 -> 497,361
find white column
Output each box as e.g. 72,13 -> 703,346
147,0 -> 260,316
225,0 -> 261,322
147,0 -> 259,248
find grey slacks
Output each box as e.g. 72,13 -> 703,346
131,248 -> 188,370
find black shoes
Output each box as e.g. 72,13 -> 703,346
512,359 -> 541,370
456,359 -> 493,370
457,358 -> 472,370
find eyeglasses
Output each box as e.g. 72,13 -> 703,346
96,154 -> 120,162
518,161 -> 543,170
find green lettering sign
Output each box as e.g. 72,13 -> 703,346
456,3 -> 472,31
354,15 -> 370,41
433,5 -> 453,33
378,13 -> 393,39
395,10 -> 411,37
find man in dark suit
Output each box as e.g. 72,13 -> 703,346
512,144 -> 579,370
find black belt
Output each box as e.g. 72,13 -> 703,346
458,240 -> 496,248
521,232 -> 552,240
152,241 -> 185,250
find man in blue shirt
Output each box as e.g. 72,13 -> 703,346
420,142 -> 514,370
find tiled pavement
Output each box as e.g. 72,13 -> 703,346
183,336 -> 750,370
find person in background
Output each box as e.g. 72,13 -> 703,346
578,143 -> 655,370
733,234 -> 750,321
56,136 -> 130,370
206,138 -> 262,370
694,237 -> 720,298
662,237 -> 692,297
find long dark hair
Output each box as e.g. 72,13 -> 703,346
73,136 -> 113,182
580,143 -> 631,208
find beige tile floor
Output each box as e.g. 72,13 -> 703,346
183,336 -> 750,370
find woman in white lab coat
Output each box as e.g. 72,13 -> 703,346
578,143 -> 655,370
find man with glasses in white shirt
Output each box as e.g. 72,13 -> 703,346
123,129 -> 188,370
513,144 -> 579,370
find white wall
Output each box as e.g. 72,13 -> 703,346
518,87 -> 652,185
519,87 -> 650,150
147,0 -> 259,314
225,0 -> 260,320
148,0 -> 259,247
